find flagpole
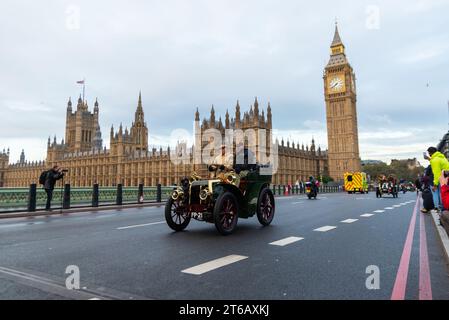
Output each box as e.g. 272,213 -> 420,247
83,78 -> 85,103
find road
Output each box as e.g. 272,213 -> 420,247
0,192 -> 448,300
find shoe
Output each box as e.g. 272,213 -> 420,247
421,208 -> 429,213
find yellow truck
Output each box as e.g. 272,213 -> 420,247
344,172 -> 369,194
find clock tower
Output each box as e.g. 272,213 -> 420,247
324,23 -> 361,182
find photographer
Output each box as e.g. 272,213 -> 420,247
43,165 -> 65,211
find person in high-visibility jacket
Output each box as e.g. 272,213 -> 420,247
427,147 -> 449,211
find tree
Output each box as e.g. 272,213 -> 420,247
362,159 -> 424,182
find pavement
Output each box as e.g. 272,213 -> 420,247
0,192 -> 448,300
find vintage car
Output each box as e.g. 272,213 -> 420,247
164,164 -> 275,235
376,174 -> 399,198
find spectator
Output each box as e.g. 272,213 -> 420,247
439,170 -> 449,211
427,147 -> 449,212
421,165 -> 434,213
44,165 -> 64,211
415,174 -> 422,195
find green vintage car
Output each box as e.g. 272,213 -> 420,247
165,164 -> 275,235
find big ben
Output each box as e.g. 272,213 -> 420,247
324,23 -> 361,182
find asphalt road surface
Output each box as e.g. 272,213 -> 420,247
1,192 -> 448,300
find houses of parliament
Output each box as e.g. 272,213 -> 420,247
0,25 -> 361,188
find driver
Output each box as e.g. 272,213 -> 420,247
210,145 -> 234,177
309,176 -> 319,193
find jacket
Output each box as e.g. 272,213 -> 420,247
430,151 -> 449,186
44,169 -> 63,190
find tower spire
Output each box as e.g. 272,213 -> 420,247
331,22 -> 343,47
134,91 -> 144,123
138,91 -> 142,109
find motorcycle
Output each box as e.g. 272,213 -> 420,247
305,181 -> 317,200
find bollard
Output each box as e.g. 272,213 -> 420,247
138,183 -> 144,203
278,185 -> 281,195
116,184 -> 123,205
273,185 -> 276,196
63,184 -> 70,209
92,184 -> 99,207
156,184 -> 162,202
27,183 -> 37,212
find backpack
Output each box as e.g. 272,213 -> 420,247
39,170 -> 49,185
422,187 -> 434,211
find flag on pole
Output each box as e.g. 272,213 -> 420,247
76,80 -> 85,84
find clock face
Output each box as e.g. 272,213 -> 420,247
329,76 -> 345,92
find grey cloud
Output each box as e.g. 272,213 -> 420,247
1,0 -> 449,163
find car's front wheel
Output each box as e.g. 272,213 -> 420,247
165,197 -> 191,232
214,192 -> 239,235
257,188 -> 275,226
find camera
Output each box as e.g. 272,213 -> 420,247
444,171 -> 449,178
62,169 -> 68,172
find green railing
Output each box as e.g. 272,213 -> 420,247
0,185 -> 175,213
0,183 -> 342,213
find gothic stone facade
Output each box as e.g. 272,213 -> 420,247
324,24 -> 361,182
2,96 -> 327,187
195,98 -> 328,185
1,25 -> 361,188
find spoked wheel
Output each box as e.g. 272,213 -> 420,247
257,188 -> 275,226
214,192 -> 239,235
165,197 -> 191,232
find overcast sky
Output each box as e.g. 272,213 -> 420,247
1,0 -> 449,165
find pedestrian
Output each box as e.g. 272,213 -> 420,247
415,174 -> 422,195
421,165 -> 434,214
426,147 -> 449,212
43,165 -> 64,211
439,170 -> 449,211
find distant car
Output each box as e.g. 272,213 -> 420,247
165,164 -> 275,235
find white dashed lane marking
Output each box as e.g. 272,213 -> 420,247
393,205 -> 401,208
269,237 -> 304,247
181,255 -> 248,275
116,221 -> 165,230
341,219 -> 358,224
361,214 -> 374,218
314,226 -> 337,232
374,210 -> 385,213
385,207 -> 394,210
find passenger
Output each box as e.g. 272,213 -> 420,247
212,145 -> 234,171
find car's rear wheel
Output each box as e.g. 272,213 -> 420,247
165,197 -> 191,231
257,188 -> 275,226
214,192 -> 239,235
